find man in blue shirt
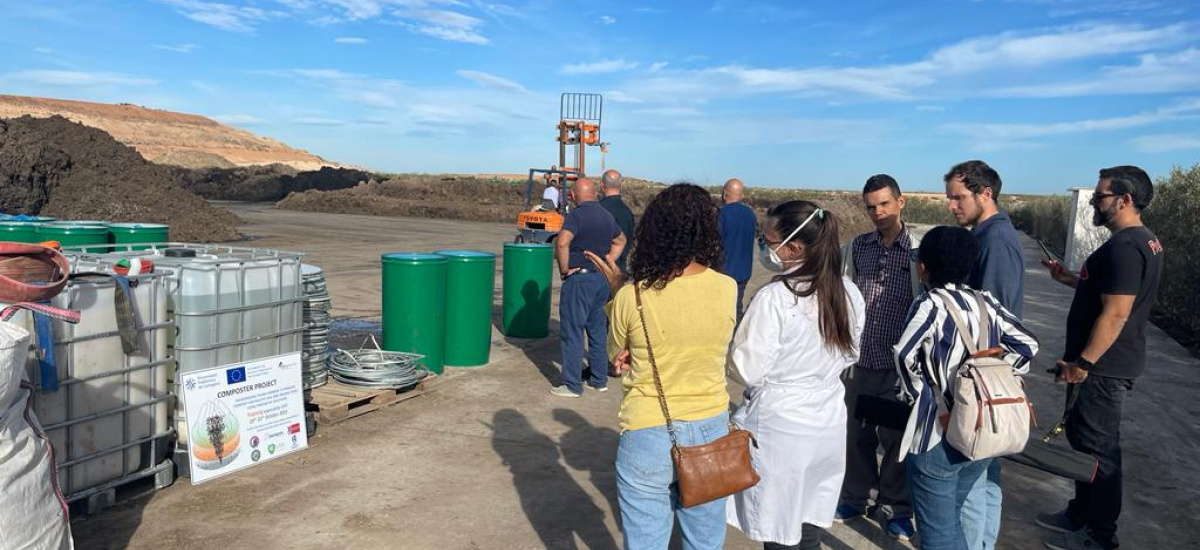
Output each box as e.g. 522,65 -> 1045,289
718,178 -> 757,319
945,160 -> 1026,549
552,178 -> 626,398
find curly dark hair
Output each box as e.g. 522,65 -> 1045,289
628,183 -> 724,290
918,226 -> 979,288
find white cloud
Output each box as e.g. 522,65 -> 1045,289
214,113 -> 266,125
648,61 -> 668,72
33,47 -> 53,54
154,0 -> 282,32
927,23 -> 1186,72
153,43 -> 198,53
604,90 -> 644,103
1130,133 -> 1200,153
6,70 -> 158,87
394,6 -> 490,45
156,0 -> 495,44
335,36 -> 368,44
599,15 -> 616,25
994,48 -> 1200,98
411,24 -> 489,45
941,98 -> 1200,151
917,105 -> 946,112
562,59 -> 639,75
610,22 -> 1192,102
456,70 -> 530,94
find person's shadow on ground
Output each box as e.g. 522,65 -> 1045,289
554,408 -> 621,528
496,280 -> 565,386
490,409 -> 618,550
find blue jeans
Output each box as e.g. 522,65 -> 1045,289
559,271 -> 610,393
616,412 -> 729,550
906,441 -> 990,550
960,459 -> 1002,549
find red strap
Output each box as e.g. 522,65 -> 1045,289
1,303 -> 80,324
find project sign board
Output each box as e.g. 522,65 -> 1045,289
181,352 -> 308,485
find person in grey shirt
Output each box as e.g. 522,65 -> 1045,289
945,159 -> 1026,549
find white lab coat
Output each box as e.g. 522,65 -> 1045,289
726,277 -> 865,546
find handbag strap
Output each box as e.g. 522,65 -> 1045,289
942,289 -> 990,354
634,285 -> 680,449
929,289 -> 990,415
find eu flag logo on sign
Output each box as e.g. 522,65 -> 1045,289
226,366 -> 247,385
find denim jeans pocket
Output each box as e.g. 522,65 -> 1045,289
911,444 -> 958,479
619,428 -> 674,478
697,418 -> 729,445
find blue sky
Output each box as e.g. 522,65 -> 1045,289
2,0 -> 1199,193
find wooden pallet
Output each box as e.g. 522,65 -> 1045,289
305,376 -> 435,425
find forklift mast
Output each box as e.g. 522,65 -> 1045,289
557,93 -> 603,177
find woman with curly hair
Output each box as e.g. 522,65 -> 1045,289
586,182 -> 737,550
725,200 -> 865,550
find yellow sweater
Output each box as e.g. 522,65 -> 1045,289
607,269 -> 736,431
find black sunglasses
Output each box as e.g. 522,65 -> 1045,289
1089,192 -> 1120,205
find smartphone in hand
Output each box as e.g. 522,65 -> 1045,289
1037,240 -> 1057,263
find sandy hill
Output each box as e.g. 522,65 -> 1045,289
0,94 -> 337,170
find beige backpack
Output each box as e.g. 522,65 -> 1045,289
937,291 -> 1031,460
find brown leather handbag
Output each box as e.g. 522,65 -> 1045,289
635,285 -> 760,508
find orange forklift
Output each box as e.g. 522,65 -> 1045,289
514,93 -> 606,243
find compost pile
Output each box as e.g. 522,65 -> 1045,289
177,164 -> 373,202
0,115 -> 240,242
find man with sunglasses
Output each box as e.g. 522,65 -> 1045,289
1037,166 -> 1163,550
836,174 -> 921,542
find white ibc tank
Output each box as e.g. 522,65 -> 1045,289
9,271 -> 172,499
68,244 -> 304,476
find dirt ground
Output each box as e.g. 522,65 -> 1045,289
69,203 -> 1199,550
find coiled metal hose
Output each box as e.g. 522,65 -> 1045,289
328,337 -> 429,389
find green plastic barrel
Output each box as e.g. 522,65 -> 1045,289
53,220 -> 109,226
435,250 -> 496,367
382,253 -> 448,374
0,221 -> 42,243
108,223 -> 170,250
502,243 -> 554,338
37,223 -> 110,252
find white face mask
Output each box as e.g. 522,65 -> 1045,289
757,208 -> 822,273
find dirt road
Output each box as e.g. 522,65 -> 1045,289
70,203 -> 1198,550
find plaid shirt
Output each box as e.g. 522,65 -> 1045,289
851,227 -> 916,370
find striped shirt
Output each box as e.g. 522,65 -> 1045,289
893,284 -> 1039,455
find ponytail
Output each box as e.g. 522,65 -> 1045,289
766,200 -> 854,355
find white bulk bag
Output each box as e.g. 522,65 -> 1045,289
0,318 -> 73,550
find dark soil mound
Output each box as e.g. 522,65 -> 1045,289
179,165 -> 372,202
0,115 -> 239,242
277,176 -> 528,223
